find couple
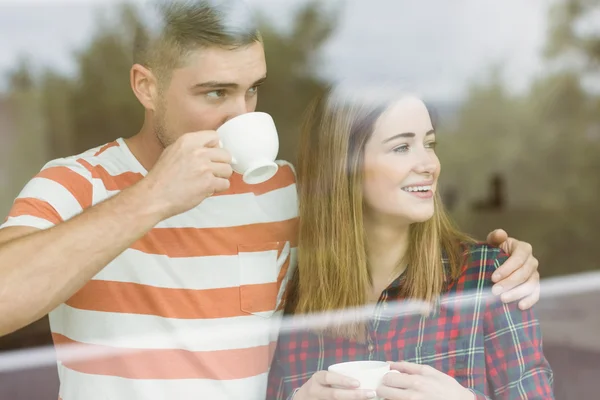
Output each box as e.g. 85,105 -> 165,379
0,1 -> 547,399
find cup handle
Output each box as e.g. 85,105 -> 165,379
218,140 -> 238,164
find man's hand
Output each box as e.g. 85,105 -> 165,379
377,362 -> 474,400
486,229 -> 540,310
142,131 -> 234,220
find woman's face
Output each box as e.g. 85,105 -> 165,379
362,96 -> 440,224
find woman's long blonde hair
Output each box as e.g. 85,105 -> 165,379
284,86 -> 474,337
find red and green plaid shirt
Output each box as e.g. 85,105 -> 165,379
267,244 -> 554,400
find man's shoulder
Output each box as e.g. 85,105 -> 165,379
43,139 -> 143,192
43,140 -> 124,170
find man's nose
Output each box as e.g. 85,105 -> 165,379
226,96 -> 251,120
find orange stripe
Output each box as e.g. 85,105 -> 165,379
66,280 -> 281,318
131,218 -> 298,257
94,141 -> 120,157
76,158 -> 295,196
8,197 -> 62,225
53,333 -> 276,380
37,166 -> 93,209
77,158 -> 144,191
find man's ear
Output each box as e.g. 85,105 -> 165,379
131,64 -> 159,111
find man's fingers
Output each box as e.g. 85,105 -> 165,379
492,253 -> 538,295
519,280 -> 541,311
205,148 -> 233,163
182,130 -> 220,147
210,162 -> 233,179
491,240 -> 533,284
211,177 -> 231,194
497,271 -> 540,304
486,229 -> 508,247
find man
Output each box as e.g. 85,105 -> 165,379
0,1 -> 540,399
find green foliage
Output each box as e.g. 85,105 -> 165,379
255,1 -> 339,163
441,0 -> 600,277
545,0 -> 600,67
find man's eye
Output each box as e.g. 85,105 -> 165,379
248,86 -> 259,95
206,90 -> 226,99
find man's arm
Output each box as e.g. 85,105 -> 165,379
0,181 -> 165,336
0,131 -> 233,337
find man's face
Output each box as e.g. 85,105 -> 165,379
154,41 -> 267,147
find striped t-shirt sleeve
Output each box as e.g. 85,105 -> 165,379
2,158 -> 93,230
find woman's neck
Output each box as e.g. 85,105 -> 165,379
364,214 -> 410,294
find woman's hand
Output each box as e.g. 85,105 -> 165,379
294,370 -> 377,400
377,362 -> 474,400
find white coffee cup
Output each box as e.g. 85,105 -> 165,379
217,111 -> 279,185
328,361 -> 397,399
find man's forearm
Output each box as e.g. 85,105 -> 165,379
0,179 -> 165,336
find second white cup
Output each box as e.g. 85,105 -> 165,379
217,111 -> 279,185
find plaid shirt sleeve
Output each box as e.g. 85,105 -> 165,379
481,252 -> 554,399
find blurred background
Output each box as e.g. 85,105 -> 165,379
0,0 -> 598,398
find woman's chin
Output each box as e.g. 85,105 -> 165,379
405,209 -> 435,224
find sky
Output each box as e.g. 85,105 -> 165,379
0,0 -> 551,101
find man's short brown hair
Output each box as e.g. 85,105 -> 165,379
134,0 -> 262,86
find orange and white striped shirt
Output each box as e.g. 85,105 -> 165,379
2,138 -> 299,400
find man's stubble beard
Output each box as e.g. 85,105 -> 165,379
154,103 -> 174,149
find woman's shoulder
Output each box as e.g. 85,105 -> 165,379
452,242 -> 509,291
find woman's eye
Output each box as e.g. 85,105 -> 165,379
393,144 -> 410,153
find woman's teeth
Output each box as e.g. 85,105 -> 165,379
402,185 -> 432,192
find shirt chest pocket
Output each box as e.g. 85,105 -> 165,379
238,241 -> 291,318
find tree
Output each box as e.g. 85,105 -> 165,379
253,1 -> 339,163
64,3 -> 146,155
545,0 -> 600,69
3,59 -> 47,206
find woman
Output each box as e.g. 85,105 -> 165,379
266,86 -> 553,400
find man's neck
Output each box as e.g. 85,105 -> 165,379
124,123 -> 164,172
